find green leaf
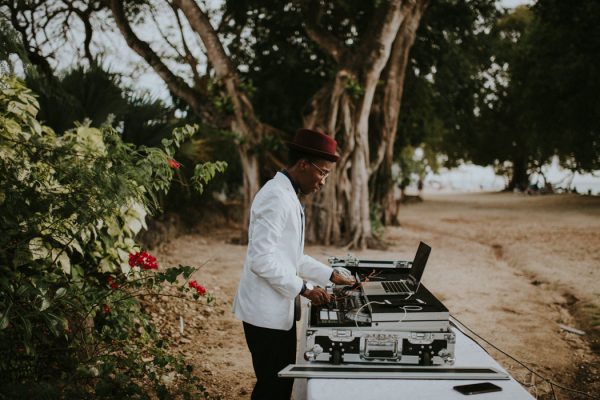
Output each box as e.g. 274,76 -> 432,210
0,303 -> 11,330
18,314 -> 33,345
54,287 -> 67,299
40,296 -> 51,311
71,264 -> 84,280
29,237 -> 49,260
51,249 -> 71,274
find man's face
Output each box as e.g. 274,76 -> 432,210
298,159 -> 334,194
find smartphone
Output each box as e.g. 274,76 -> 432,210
453,382 -> 502,395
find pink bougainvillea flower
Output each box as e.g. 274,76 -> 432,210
103,304 -> 111,314
188,280 -> 206,296
128,251 -> 158,270
107,276 -> 119,289
168,159 -> 181,169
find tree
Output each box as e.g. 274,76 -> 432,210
468,5 -> 536,190
4,0 -> 430,248
467,0 -> 600,190
521,0 -> 600,174
0,0 -> 105,75
297,0 -> 430,248
223,0 -> 430,248
108,0 -> 278,242
376,0 -> 499,221
0,75 -> 223,397
2,0 -> 505,247
1,0 -> 268,242
224,0 -> 498,247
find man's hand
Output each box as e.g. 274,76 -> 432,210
302,287 -> 332,305
330,269 -> 356,286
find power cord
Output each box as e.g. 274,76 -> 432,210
354,301 -> 386,329
450,314 -> 599,400
354,301 -> 422,329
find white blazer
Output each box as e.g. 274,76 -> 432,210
232,172 -> 333,330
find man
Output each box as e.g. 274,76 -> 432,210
232,128 -> 354,399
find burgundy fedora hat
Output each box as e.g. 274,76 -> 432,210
288,128 -> 339,162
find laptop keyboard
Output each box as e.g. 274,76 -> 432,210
381,280 -> 411,293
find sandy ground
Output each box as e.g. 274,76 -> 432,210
152,192 -> 600,399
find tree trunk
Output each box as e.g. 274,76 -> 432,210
302,0 -> 428,249
238,150 -> 260,243
508,155 -> 529,191
303,73 -> 353,246
112,0 -> 267,243
371,2 -> 428,225
175,0 -> 279,243
110,0 -> 208,118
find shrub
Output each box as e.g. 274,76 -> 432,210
0,75 -> 226,398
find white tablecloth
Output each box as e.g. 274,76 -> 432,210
293,325 -> 533,400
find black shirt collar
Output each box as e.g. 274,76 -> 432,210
280,169 -> 301,195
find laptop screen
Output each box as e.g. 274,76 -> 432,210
408,242 -> 431,288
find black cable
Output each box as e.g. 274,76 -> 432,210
451,317 -> 551,396
451,316 -> 562,400
449,318 -> 536,390
450,314 -> 599,400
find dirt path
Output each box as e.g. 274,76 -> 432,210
154,192 -> 600,399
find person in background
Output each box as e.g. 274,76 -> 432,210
232,128 -> 355,400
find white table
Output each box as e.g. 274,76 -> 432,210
293,327 -> 533,400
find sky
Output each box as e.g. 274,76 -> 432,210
500,0 -> 535,8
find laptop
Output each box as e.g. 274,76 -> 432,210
360,242 -> 431,296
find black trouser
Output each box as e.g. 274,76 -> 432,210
243,321 -> 296,400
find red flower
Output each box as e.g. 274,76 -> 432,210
128,251 -> 158,270
107,276 -> 119,289
128,252 -> 138,267
188,280 -> 206,296
102,304 -> 111,314
168,159 -> 181,169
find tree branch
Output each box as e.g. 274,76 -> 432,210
6,1 -> 54,77
370,0 -> 428,174
173,0 -> 262,139
356,0 -> 412,68
70,6 -> 94,63
172,0 -> 235,80
108,0 -> 207,117
300,0 -> 345,64
169,3 -> 204,90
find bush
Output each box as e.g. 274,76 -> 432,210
0,76 -> 226,398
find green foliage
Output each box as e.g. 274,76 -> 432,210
21,62 -> 233,222
23,63 -> 177,148
463,0 -> 600,189
193,161 -> 228,194
344,76 -> 365,99
207,79 -> 234,115
398,0 -> 499,162
221,0 -> 332,133
369,203 -> 384,239
395,146 -> 432,189
0,76 -> 224,398
0,18 -> 28,75
466,5 -> 538,189
224,0 -> 501,170
519,0 -> 600,172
